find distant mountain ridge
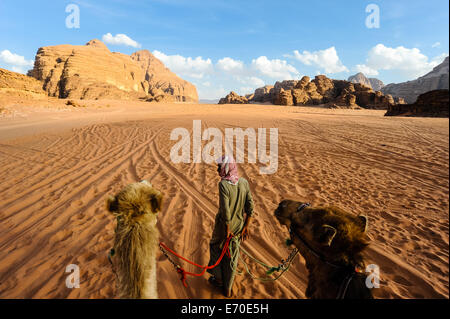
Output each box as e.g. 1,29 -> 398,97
199,99 -> 219,104
381,56 -> 449,104
347,73 -> 385,91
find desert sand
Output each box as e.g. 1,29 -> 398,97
0,99 -> 448,299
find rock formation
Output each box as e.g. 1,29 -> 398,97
367,78 -> 385,92
382,56 -> 449,104
0,68 -> 46,97
146,87 -> 177,103
251,85 -> 274,103
27,39 -> 198,102
273,88 -> 294,106
245,93 -> 255,100
241,75 -> 395,109
131,50 -> 197,102
385,89 -> 449,117
218,91 -> 249,104
348,73 -> 385,91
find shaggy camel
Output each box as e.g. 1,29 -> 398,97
274,200 -> 373,299
106,180 -> 163,299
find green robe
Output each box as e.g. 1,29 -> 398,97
207,177 -> 254,294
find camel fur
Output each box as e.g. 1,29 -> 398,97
106,180 -> 163,299
274,200 -> 373,299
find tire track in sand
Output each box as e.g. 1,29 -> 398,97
0,125 -> 164,295
0,126 -> 163,253
0,125 -> 145,210
149,141 -> 218,220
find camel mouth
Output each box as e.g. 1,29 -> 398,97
274,208 -> 289,227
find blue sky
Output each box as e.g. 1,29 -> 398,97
0,0 -> 448,99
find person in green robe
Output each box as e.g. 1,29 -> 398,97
207,155 -> 254,297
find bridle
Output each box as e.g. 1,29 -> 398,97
289,203 -> 364,299
289,203 -> 344,269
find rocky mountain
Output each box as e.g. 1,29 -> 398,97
252,85 -> 274,103
381,56 -> 449,104
368,78 -> 385,91
241,75 -> 397,109
27,39 -> 198,102
218,91 -> 249,104
348,73 -> 371,89
385,89 -> 449,117
348,72 -> 385,91
0,68 -> 46,97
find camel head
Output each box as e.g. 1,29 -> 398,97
274,199 -> 303,229
106,180 -> 163,226
274,200 -> 369,267
105,180 -> 163,299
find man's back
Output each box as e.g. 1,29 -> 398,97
219,177 -> 254,234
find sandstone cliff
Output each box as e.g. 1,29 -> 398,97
131,50 -> 197,102
27,39 -> 198,102
0,68 -> 46,98
385,89 -> 449,117
218,91 -> 249,104
381,56 -> 449,104
242,75 -> 395,109
251,85 -> 274,103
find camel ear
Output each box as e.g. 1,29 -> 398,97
106,195 -> 119,213
357,215 -> 368,233
319,225 -> 337,246
150,192 -> 163,213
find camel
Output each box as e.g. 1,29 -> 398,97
274,200 -> 373,299
106,180 -> 163,299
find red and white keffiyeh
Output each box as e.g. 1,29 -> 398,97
216,155 -> 239,185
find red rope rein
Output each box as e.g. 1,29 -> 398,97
159,236 -> 233,288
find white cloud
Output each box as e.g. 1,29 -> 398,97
11,66 -> 28,74
430,53 -> 448,65
152,50 -> 295,92
251,56 -> 299,79
247,76 -> 265,87
354,64 -> 379,76
197,86 -> 228,100
360,44 -> 447,78
238,87 -> 255,95
153,50 -> 213,79
0,50 -> 34,67
236,76 -> 265,87
0,50 -> 34,74
432,42 -> 441,48
102,33 -> 141,48
290,47 -> 349,74
231,76 -> 265,97
216,57 -> 244,74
